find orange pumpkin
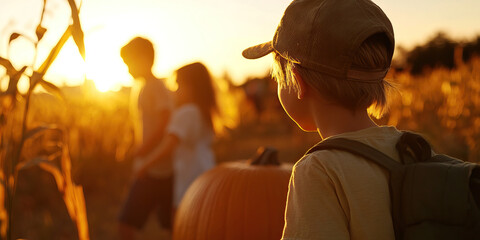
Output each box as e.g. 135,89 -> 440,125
173,147 -> 293,240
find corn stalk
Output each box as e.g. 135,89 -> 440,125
0,0 -> 89,239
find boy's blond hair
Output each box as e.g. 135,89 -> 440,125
272,33 -> 393,119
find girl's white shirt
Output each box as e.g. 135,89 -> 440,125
166,103 -> 215,206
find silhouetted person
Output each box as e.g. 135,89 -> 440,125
135,62 -> 218,214
118,36 -> 174,240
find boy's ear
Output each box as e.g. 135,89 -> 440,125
293,68 -> 307,99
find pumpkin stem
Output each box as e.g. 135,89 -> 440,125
249,147 -> 280,166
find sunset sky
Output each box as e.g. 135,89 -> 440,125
1,0 -> 480,92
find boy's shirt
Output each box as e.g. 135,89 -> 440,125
134,78 -> 174,178
282,126 -> 401,240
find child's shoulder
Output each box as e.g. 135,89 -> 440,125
141,78 -> 172,100
295,126 -> 403,175
295,145 -> 364,174
145,77 -> 168,88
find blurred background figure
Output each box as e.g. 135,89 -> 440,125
118,36 -> 174,240
135,62 -> 219,214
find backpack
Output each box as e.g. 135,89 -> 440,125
306,131 -> 480,240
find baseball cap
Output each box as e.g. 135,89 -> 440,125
242,0 -> 395,82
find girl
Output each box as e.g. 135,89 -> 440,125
136,62 -> 219,209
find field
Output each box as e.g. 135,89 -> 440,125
3,56 -> 478,239
9,76 -> 320,239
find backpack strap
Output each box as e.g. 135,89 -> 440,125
307,137 -> 402,171
306,137 -> 404,239
396,131 -> 432,164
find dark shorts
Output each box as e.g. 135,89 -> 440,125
118,174 -> 173,230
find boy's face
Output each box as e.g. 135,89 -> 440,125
276,80 -> 317,132
122,57 -> 149,79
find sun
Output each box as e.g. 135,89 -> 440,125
84,36 -> 132,92
86,58 -> 126,93
47,33 -> 133,92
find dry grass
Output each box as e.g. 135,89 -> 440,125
12,55 -> 480,239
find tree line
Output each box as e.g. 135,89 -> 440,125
394,32 -> 480,74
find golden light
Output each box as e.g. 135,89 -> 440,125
44,40 -> 86,87
84,33 -> 132,92
46,32 -> 133,92
86,60 -> 124,93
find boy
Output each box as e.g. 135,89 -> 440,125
118,37 -> 174,240
243,0 -> 399,239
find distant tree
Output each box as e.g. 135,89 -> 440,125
463,36 -> 480,62
406,32 -> 457,75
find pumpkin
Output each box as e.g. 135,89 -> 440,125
173,147 -> 293,240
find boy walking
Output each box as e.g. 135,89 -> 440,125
243,0 -> 399,239
118,37 -> 174,240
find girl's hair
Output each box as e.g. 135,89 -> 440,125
272,33 -> 394,119
176,62 -> 219,131
120,37 -> 155,69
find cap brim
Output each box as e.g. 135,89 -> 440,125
242,41 -> 274,59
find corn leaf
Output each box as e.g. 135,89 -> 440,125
29,71 -> 64,99
29,71 -> 43,91
61,147 -> 73,182
35,26 -> 47,42
0,57 -> 16,76
16,156 -> 49,171
21,125 -> 63,162
0,179 -> 6,239
36,0 -> 47,41
8,33 -> 21,45
39,79 -> 64,100
5,66 -> 27,96
59,144 -> 91,239
63,185 -> 76,220
74,186 -> 90,240
37,26 -> 72,75
67,0 -> 85,60
23,125 -> 61,141
38,161 -> 65,192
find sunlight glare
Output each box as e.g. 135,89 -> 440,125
84,32 -> 132,92
42,31 -> 134,92
86,61 -> 123,93
44,40 -> 86,87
